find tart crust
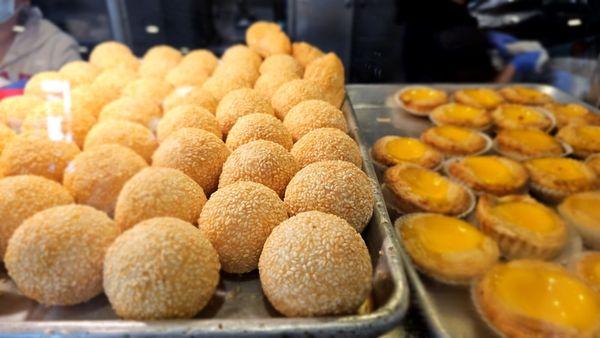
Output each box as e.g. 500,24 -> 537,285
585,153 -> 600,176
421,126 -> 488,156
397,86 -> 448,114
544,103 -> 600,128
447,156 -> 529,196
453,88 -> 504,110
568,251 -> 600,293
558,191 -> 600,249
495,128 -> 564,160
371,135 -> 443,169
430,103 -> 491,129
491,104 -> 552,131
557,124 -> 600,158
499,86 -> 553,105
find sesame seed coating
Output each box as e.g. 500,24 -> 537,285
59,61 -> 100,88
216,88 -> 274,135
221,44 -> 262,69
165,63 -> 209,88
292,42 -> 324,68
0,95 -> 43,131
260,54 -> 304,77
5,204 -> 119,305
271,79 -> 324,119
158,104 -> 221,141
23,71 -> 69,98
303,53 -> 345,108
255,30 -> 292,58
291,128 -> 361,168
103,217 -> 220,320
162,86 -> 218,114
284,160 -> 374,232
283,99 -> 348,142
91,67 -> 138,102
219,140 -> 298,197
226,113 -> 293,151
259,211 -> 372,317
180,49 -> 218,75
63,144 -> 147,216
0,175 -> 73,258
253,70 -> 300,99
99,97 -> 162,131
202,73 -> 252,102
71,84 -> 112,119
89,41 -> 139,70
139,45 -> 182,79
213,61 -> 260,86
114,167 -> 207,231
152,128 -> 230,194
246,21 -> 281,54
0,122 -> 15,153
122,77 -> 174,106
84,120 -> 158,163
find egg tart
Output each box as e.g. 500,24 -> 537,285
421,125 -> 490,156
384,162 -> 473,216
453,88 -> 504,110
473,259 -> 600,338
586,154 -> 600,176
476,194 -> 567,259
446,156 -> 528,196
557,124 -> 600,158
371,135 -> 443,169
494,128 -> 565,160
524,157 -> 598,203
499,85 -> 553,105
558,191 -> 600,249
492,104 -> 553,131
569,252 -> 600,292
544,102 -> 600,128
430,103 -> 491,130
397,213 -> 499,284
396,86 -> 448,115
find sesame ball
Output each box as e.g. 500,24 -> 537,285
283,99 -> 348,142
59,61 -> 100,87
180,49 -> 218,75
271,79 -> 324,119
0,175 -> 73,258
152,128 -> 230,194
213,61 -> 260,86
165,63 -> 209,88
216,88 -> 274,135
304,53 -> 346,107
292,42 -> 324,67
122,77 -> 173,105
139,45 -> 182,79
246,21 -> 282,53
84,120 -> 158,163
114,167 -> 206,231
157,104 -> 221,141
5,205 -> 119,305
162,86 -> 218,113
98,96 -> 162,130
103,217 -> 220,319
0,95 -> 44,131
89,41 -> 139,70
71,84 -> 112,118
219,140 -> 298,196
198,181 -> 288,273
0,123 -> 15,153
202,73 -> 252,101
0,131 -> 80,182
259,211 -> 372,317
23,71 -> 69,98
254,70 -> 300,99
292,128 -> 361,168
260,54 -> 303,77
63,145 -> 147,216
91,67 -> 138,102
221,44 -> 262,69
226,113 -> 293,151
284,160 -> 374,232
255,30 -> 292,58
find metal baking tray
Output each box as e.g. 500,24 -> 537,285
0,97 -> 409,337
347,83 -> 597,338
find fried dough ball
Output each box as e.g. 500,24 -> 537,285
0,95 -> 43,131
84,120 -> 158,163
59,61 -> 100,87
24,71 -> 70,98
216,88 -> 274,135
219,140 -> 298,196
202,73 -> 252,102
63,145 -> 147,216
246,21 -> 282,53
213,61 -> 260,86
226,113 -> 293,151
122,77 -> 173,105
254,70 -> 300,99
71,84 -> 112,118
0,131 -> 80,182
5,205 -> 119,305
103,217 -> 220,319
152,128 -> 230,194
221,44 -> 262,69
259,211 -> 372,317
157,104 -> 221,141
165,63 -> 210,88
260,54 -> 303,77
114,167 -> 207,231
0,175 -> 73,258
98,96 -> 162,130
292,42 -> 324,67
139,45 -> 182,79
89,41 -> 140,70
304,53 -> 345,107
0,123 -> 14,153
180,49 -> 218,75
162,86 -> 218,113
283,99 -> 348,141
198,181 -> 288,273
271,79 -> 324,119
284,160 -> 374,232
256,30 -> 292,57
91,67 -> 138,102
291,128 -> 361,168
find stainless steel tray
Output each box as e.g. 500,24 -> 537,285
0,97 -> 409,337
347,83 -> 597,338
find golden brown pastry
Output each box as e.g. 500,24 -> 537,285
544,102 -> 600,128
558,191 -> 600,249
397,86 -> 448,115
453,88 -> 504,110
499,85 -> 553,105
421,125 -> 489,156
372,135 -> 443,169
557,124 -> 600,158
492,104 -> 553,131
494,128 -> 565,160
430,103 -> 491,129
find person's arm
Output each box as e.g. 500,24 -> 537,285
495,63 -> 516,83
494,52 -> 540,83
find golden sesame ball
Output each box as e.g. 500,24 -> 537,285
259,210 -> 372,317
292,128 -> 361,168
256,30 -> 292,58
246,21 -> 282,53
63,145 -> 147,216
0,175 -> 73,258
213,61 -> 260,86
5,204 -> 119,305
260,54 -> 303,77
283,99 -> 348,142
284,160 -> 374,232
0,123 -> 14,153
59,61 -> 100,87
202,73 -> 252,102
71,84 -> 111,118
84,120 -> 158,163
219,140 -> 298,196
103,217 -> 220,319
180,49 -> 218,75
24,71 -> 70,98
98,96 -> 162,130
139,45 -> 182,79
292,42 -> 324,68
114,167 -> 207,231
216,88 -> 274,135
198,181 -> 288,273
162,86 -> 217,113
165,63 -> 209,88
0,95 -> 44,131
226,113 -> 292,151
91,67 -> 138,102
304,53 -> 345,108
221,44 -> 262,69
122,77 -> 173,105
157,104 -> 221,141
0,131 -> 80,182
254,70 -> 300,99
271,79 -> 324,119
89,41 -> 139,70
152,128 -> 230,194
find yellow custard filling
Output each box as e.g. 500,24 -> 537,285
492,201 -> 558,233
407,214 -> 484,254
553,103 -> 588,117
434,125 -> 475,142
501,129 -> 560,150
492,263 -> 599,331
462,88 -> 503,107
500,104 -> 545,124
463,157 -> 513,185
442,103 -> 484,120
579,125 -> 600,142
513,86 -> 546,100
528,158 -> 586,181
401,87 -> 445,103
385,138 -> 427,161
561,191 -> 600,227
579,253 -> 600,288
401,167 -> 449,201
